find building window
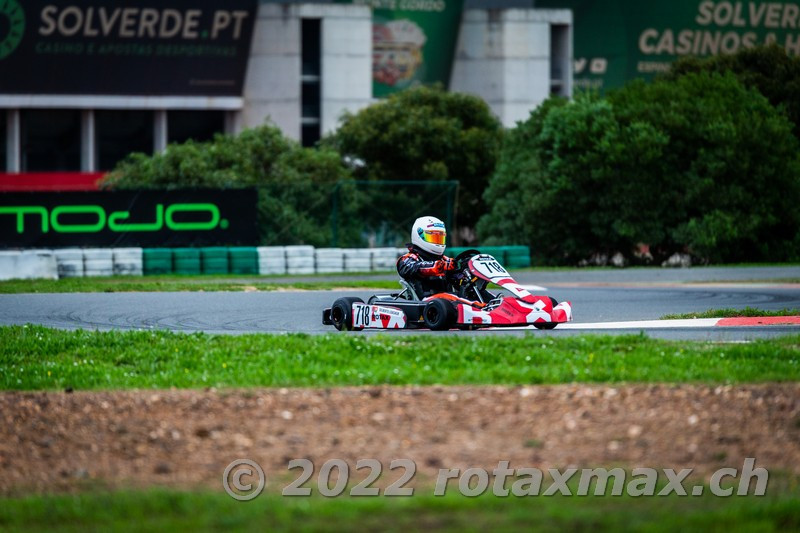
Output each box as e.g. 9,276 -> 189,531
550,24 -> 570,97
95,110 -> 154,171
301,82 -> 321,122
20,109 -> 81,171
1,110 -> 6,172
301,18 -> 321,147
168,110 -> 226,144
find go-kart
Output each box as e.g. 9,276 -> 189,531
322,249 -> 572,331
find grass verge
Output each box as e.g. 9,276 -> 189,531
662,308 -> 800,320
0,276 -> 399,294
2,326 -> 799,390
1,488 -> 798,532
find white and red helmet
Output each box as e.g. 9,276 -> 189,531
411,216 -> 447,256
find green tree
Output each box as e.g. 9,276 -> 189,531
663,44 -> 800,140
102,124 -> 358,246
611,73 -> 800,262
479,94 -> 670,264
479,73 -> 800,264
324,85 -> 503,237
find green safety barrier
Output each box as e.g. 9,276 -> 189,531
504,245 -> 532,268
142,248 -> 173,275
173,248 -> 201,275
200,247 -> 229,275
447,246 -> 530,269
477,246 -> 508,265
229,247 -> 259,275
140,245 -> 530,276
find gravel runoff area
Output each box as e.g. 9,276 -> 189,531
2,384 -> 799,495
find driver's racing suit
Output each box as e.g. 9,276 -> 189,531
396,244 -> 455,298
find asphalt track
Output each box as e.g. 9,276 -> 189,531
1,266 -> 799,340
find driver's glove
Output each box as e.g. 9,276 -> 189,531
438,257 -> 456,272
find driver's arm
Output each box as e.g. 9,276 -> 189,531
397,254 -> 453,277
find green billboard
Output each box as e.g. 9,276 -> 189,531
538,0 -> 800,90
338,0 -> 464,96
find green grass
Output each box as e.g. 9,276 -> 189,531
0,276 -> 399,294
1,488 -> 798,532
662,308 -> 800,320
2,326 -> 799,390
688,279 -> 800,284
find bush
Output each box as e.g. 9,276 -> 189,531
663,44 -> 800,140
102,125 -> 359,246
324,85 -> 503,238
478,72 -> 800,264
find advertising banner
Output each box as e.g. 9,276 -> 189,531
538,0 -> 800,90
0,189 -> 258,247
0,0 -> 257,96
340,0 -> 464,97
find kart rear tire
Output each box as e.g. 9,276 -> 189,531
423,299 -> 456,331
533,322 -> 557,330
330,297 -> 364,331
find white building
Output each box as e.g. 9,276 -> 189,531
1,0 -> 571,179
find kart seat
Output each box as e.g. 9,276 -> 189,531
398,279 -> 420,301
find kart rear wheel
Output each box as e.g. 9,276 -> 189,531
533,322 -> 557,330
330,297 -> 364,331
423,299 -> 456,331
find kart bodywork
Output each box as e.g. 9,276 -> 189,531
322,251 -> 572,331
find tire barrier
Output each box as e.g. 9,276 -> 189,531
201,247 -> 229,275
372,247 -> 400,271
83,248 -> 114,277
0,250 -> 59,281
54,249 -> 84,278
143,249 -> 173,275
343,248 -> 371,273
257,246 -> 286,275
229,247 -> 259,275
173,248 -> 201,275
315,248 -> 344,274
2,246 -> 531,279
285,245 -> 315,275
112,248 -> 143,276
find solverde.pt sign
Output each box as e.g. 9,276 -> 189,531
0,190 -> 258,247
0,0 -> 256,96
538,0 -> 800,90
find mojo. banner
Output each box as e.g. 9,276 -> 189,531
0,190 -> 258,247
0,0 -> 256,96
338,0 -> 464,97
538,0 -> 800,91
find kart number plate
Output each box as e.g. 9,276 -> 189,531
352,303 -> 407,329
471,255 -> 509,280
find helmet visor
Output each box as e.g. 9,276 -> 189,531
421,229 -> 446,246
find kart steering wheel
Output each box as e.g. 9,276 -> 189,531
452,249 -> 482,271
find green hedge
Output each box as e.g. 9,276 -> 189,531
478,69 -> 800,265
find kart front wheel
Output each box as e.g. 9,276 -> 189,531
533,322 -> 557,330
423,299 -> 456,331
330,297 -> 364,331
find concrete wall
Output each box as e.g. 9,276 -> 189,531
241,3 -> 372,139
318,5 -> 372,135
242,3 -> 302,138
450,9 -> 572,127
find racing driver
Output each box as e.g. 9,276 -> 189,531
396,216 -> 456,297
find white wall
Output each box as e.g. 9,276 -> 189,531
317,5 -> 372,136
241,3 -> 372,140
242,3 -> 303,138
450,9 -> 572,127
